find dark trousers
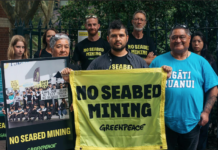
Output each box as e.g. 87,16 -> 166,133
197,115 -> 211,150
9,114 -> 15,121
166,124 -> 200,150
16,114 -> 23,121
38,112 -> 46,120
15,102 -> 19,110
23,100 -> 26,108
24,112 -> 30,119
29,113 -> 38,120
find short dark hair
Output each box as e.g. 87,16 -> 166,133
107,20 -> 128,36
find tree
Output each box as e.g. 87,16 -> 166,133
0,0 -> 55,28
0,0 -> 41,27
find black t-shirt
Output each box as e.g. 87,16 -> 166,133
127,33 -> 155,58
34,48 -> 52,58
109,53 -> 133,70
68,63 -> 80,70
72,38 -> 110,70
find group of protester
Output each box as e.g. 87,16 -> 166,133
5,81 -> 68,122
1,9 -> 218,150
7,98 -> 67,122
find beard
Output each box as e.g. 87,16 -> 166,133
133,24 -> 145,31
88,29 -> 98,36
111,44 -> 126,52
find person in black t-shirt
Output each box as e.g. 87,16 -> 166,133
72,14 -> 110,70
34,28 -> 58,58
62,20 -> 172,74
127,10 -> 156,65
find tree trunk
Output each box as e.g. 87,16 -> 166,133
40,0 -> 55,27
0,0 -> 41,27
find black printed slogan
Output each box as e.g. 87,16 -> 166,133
127,33 -> 155,58
72,38 -> 110,70
109,53 -> 133,70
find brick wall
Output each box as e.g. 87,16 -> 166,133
0,5 -> 10,61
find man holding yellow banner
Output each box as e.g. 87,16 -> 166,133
62,20 -> 172,150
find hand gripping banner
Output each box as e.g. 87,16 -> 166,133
70,68 -> 167,150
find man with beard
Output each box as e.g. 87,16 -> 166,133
72,14 -> 110,70
85,20 -> 172,73
127,10 -> 156,65
61,20 -> 171,72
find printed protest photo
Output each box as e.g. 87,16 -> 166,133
3,59 -> 70,129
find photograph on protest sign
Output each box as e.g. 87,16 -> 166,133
2,58 -> 70,129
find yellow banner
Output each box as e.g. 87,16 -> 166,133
70,68 -> 167,150
10,80 -> 19,90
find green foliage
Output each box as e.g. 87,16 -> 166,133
59,0 -> 218,53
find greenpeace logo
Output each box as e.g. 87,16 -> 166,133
0,133 -> 6,137
27,143 -> 57,150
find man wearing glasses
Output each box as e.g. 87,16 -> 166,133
127,10 -> 156,65
150,25 -> 218,150
72,14 -> 110,70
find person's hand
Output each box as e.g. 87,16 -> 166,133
198,111 -> 209,126
147,52 -> 155,58
61,68 -> 73,83
2,109 -> 6,115
70,104 -> 74,112
161,65 -> 172,79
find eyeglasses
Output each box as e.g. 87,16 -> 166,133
133,18 -> 146,22
85,15 -> 97,19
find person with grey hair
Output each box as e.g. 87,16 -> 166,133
50,33 -> 80,68
150,25 -> 218,150
72,14 -> 110,70
126,10 -> 156,65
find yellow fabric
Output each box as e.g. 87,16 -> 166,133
70,68 -> 167,150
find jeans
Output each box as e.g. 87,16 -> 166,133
58,109 -> 67,115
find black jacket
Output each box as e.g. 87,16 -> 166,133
87,50 -> 149,70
